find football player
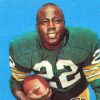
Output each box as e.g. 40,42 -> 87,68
9,3 -> 100,100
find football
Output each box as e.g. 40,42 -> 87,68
23,75 -> 50,95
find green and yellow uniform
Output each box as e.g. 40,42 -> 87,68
9,27 -> 100,100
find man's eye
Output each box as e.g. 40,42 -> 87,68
54,19 -> 61,23
41,20 -> 48,24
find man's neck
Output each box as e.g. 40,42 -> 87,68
42,42 -> 62,51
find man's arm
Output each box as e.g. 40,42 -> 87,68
10,76 -> 27,100
9,43 -> 52,100
9,56 -> 33,100
83,64 -> 100,100
10,75 -> 52,100
9,41 -> 32,99
83,48 -> 100,100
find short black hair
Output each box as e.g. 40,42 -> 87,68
36,3 -> 64,22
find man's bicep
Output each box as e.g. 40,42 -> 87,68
83,63 -> 100,82
83,49 -> 100,82
9,55 -> 31,82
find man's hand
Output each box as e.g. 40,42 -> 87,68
26,87 -> 52,100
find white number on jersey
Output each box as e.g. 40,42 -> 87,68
92,49 -> 100,64
33,59 -> 81,88
56,60 -> 81,88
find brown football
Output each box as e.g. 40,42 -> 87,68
23,75 -> 50,95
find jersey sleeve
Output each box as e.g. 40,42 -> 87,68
9,42 -> 32,89
83,37 -> 100,100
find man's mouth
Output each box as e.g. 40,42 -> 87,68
47,31 -> 57,38
48,33 -> 57,38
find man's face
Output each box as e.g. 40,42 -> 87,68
37,5 -> 65,46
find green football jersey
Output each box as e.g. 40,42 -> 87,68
9,27 -> 100,100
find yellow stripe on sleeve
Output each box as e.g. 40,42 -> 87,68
11,68 -> 30,82
83,64 -> 100,82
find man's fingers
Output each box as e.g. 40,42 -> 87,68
27,88 -> 52,100
41,88 -> 51,98
28,93 -> 43,99
44,88 -> 50,95
36,88 -> 49,99
47,89 -> 52,98
28,86 -> 40,95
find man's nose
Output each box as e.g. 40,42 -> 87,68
48,21 -> 55,29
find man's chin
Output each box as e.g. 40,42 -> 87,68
47,40 -> 59,46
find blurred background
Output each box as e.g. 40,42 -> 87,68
0,0 -> 100,99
